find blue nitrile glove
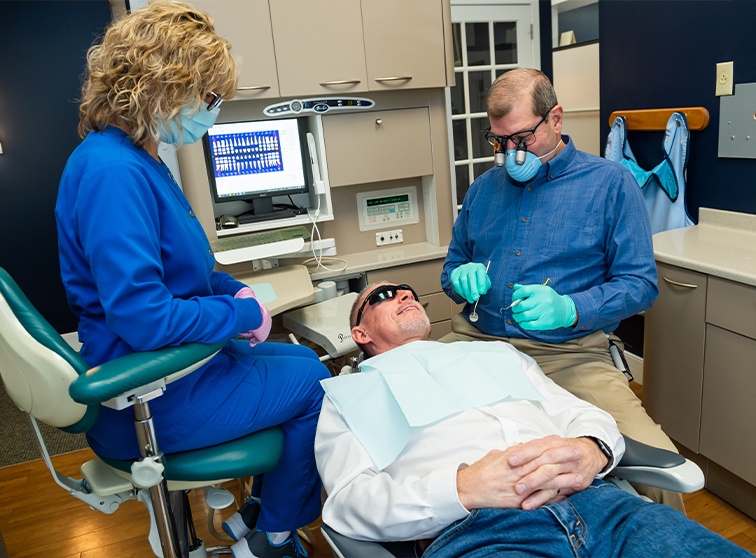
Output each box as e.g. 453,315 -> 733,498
450,262 -> 492,304
511,283 -> 577,330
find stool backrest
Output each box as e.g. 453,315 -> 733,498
0,268 -> 97,432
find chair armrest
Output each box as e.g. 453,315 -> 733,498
619,436 -> 685,467
69,342 -> 225,405
612,435 -> 704,493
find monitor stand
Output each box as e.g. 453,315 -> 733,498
237,198 -> 292,225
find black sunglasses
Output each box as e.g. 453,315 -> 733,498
354,284 -> 419,326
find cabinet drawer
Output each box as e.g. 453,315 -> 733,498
644,262 -> 707,451
365,259 -> 443,296
420,292 -> 452,323
707,276 -> 756,340
700,324 -> 756,486
323,108 -> 434,187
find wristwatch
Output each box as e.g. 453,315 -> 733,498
584,436 -> 614,473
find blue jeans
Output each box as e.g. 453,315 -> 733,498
423,481 -> 751,558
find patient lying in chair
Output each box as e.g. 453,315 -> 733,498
314,282 -> 751,557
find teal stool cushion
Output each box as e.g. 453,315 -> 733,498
102,426 -> 283,482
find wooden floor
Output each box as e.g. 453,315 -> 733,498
0,446 -> 755,557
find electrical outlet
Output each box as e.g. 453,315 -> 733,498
376,229 -> 403,246
716,61 -> 734,96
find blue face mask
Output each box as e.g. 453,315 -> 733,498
504,140 -> 562,183
158,102 -> 220,145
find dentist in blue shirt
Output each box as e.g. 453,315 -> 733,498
441,68 -> 682,512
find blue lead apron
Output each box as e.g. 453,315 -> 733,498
605,112 -> 694,235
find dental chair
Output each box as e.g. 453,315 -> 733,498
0,267 -> 283,558
320,418 -> 705,557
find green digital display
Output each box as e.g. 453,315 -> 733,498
367,194 -> 410,207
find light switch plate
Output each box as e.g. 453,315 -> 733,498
715,61 -> 734,96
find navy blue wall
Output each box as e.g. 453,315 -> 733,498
599,0 -> 756,221
0,1 -> 111,333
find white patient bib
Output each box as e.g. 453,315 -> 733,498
320,341 -> 544,469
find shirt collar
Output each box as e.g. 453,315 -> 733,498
544,134 -> 574,178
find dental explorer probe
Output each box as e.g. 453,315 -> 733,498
505,278 -> 551,310
468,260 -> 491,323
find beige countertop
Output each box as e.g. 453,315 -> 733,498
308,242 -> 448,281
653,208 -> 756,287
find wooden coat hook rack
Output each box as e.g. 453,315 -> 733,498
607,107 -> 710,131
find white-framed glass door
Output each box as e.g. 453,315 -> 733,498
448,2 -> 539,214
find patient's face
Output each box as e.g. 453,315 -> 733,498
355,282 -> 431,354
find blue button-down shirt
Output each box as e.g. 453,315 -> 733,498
441,136 -> 658,343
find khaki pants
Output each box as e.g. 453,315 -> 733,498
439,313 -> 686,513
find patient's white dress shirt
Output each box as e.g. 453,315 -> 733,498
314,341 -> 624,542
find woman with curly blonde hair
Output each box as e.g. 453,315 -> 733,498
55,3 -> 326,557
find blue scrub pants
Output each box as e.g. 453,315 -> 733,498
177,341 -> 329,532
423,481 -> 749,558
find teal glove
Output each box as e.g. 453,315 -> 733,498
511,283 -> 577,330
450,262 -> 492,304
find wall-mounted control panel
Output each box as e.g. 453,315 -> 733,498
264,97 -> 375,116
357,186 -> 419,231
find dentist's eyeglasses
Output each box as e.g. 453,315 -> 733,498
483,105 -> 556,149
354,284 -> 419,326
206,91 -> 223,111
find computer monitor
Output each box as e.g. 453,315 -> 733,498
203,117 -> 309,222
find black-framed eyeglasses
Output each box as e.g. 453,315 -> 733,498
483,105 -> 556,150
206,91 -> 223,111
354,284 -> 419,327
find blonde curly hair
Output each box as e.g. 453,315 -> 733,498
78,0 -> 237,147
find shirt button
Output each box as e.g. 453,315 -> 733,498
549,174 -> 554,179
208,249 -> 213,256
528,186 -> 533,191
515,250 -> 521,256
509,283 -> 514,288
508,319 -> 513,324
522,217 -> 527,222
189,210 -> 196,217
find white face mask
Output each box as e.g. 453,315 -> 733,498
158,101 -> 220,145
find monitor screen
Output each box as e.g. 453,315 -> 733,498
203,117 -> 308,207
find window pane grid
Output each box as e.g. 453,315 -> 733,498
449,5 -> 531,211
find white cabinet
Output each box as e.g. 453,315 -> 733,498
645,261 -> 756,519
190,0 -> 280,99
269,0 -> 368,97
361,0 -> 448,91
322,108 -> 434,187
193,0 -> 450,100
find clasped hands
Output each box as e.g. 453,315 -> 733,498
456,435 -> 608,512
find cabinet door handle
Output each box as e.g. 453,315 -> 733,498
237,85 -> 271,91
319,79 -> 362,86
374,76 -> 413,82
662,275 -> 699,289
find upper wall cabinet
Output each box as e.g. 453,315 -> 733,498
269,0 -> 368,97
191,0 -> 280,100
361,0 -> 447,91
193,0 -> 451,100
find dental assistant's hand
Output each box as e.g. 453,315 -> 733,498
235,287 -> 272,346
511,284 -> 577,330
450,262 -> 491,304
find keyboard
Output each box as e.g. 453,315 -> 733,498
211,226 -> 311,253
